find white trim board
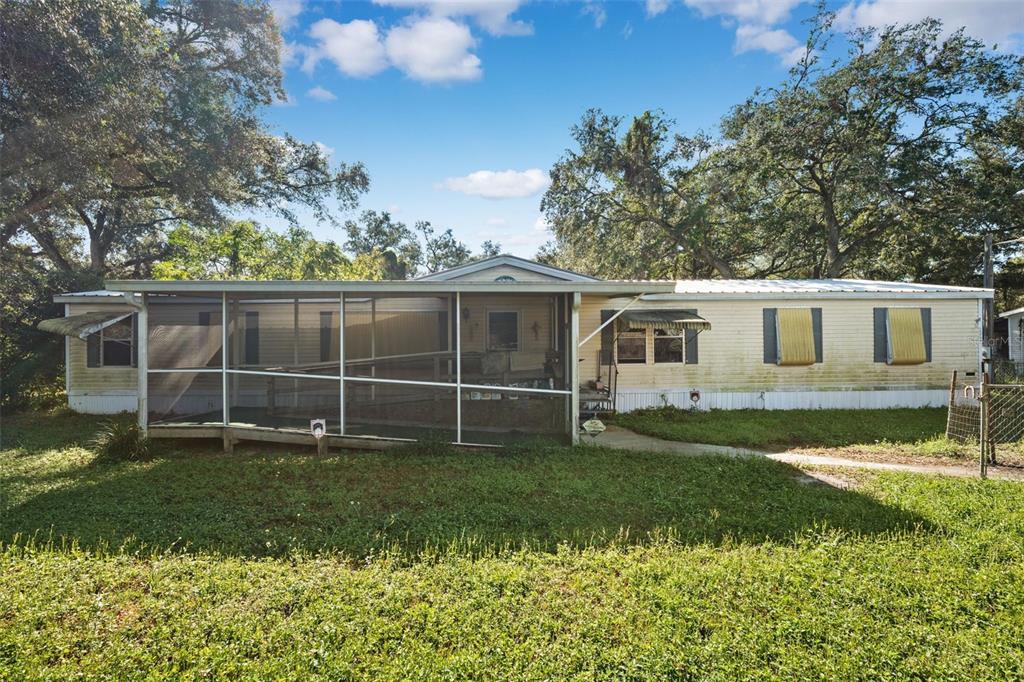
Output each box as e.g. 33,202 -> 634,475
615,388 -> 948,412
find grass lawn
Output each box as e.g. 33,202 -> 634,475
614,406 -> 1024,462
2,412 -> 1024,679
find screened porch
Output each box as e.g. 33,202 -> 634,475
142,290 -> 574,446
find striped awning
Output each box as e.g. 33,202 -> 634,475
38,311 -> 133,340
618,310 -> 710,331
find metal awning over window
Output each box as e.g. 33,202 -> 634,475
38,312 -> 133,340
617,310 -> 711,332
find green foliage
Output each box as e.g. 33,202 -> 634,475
3,413 -> 1024,677
343,209 -> 494,278
541,11 -> 1024,283
614,406 -> 1003,459
153,221 -> 376,280
89,414 -> 149,461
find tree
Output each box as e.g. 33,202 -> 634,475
153,221 -> 387,281
343,210 -> 422,279
479,240 -> 503,258
1,0 -> 368,277
343,210 -> 477,277
419,223 -> 472,273
542,11 -> 1024,282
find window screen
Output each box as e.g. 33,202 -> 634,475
487,311 -> 519,351
102,317 -> 133,367
654,329 -> 685,363
244,311 -> 259,365
617,330 -> 646,364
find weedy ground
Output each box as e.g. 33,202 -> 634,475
2,411 -> 1023,679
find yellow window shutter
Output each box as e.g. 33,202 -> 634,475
776,308 -> 816,366
887,308 -> 927,365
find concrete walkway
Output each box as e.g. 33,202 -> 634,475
594,425 -> 1024,481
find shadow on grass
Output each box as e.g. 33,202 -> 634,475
2,418 -> 932,560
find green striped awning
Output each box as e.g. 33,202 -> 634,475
618,310 -> 710,331
38,311 -> 133,340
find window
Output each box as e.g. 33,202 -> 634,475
617,329 -> 646,364
763,308 -> 822,365
320,311 -> 334,362
100,316 -> 133,367
487,311 -> 519,351
244,311 -> 259,365
654,328 -> 685,363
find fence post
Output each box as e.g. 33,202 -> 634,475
945,370 -> 957,438
979,372 -> 988,479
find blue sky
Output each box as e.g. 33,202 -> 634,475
261,0 -> 1024,258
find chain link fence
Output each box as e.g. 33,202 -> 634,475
945,370 -> 981,445
946,364 -> 1024,478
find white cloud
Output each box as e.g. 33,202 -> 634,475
836,0 -> 1024,51
534,215 -> 551,231
385,17 -> 482,82
655,0 -> 805,65
645,0 -> 670,18
440,168 -> 550,199
622,21 -> 634,39
683,0 -> 803,27
314,141 -> 336,159
373,0 -> 532,36
734,24 -> 805,65
269,0 -> 305,31
307,19 -> 389,78
486,217 -> 509,227
307,85 -> 338,101
582,2 -> 607,29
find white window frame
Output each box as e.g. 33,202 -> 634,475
653,328 -> 687,364
485,309 -> 521,352
616,328 -> 648,364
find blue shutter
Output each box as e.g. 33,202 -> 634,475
811,308 -> 823,363
763,308 -> 777,363
873,308 -> 887,363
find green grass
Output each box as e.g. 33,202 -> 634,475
2,412 -> 1024,679
614,406 -> 994,457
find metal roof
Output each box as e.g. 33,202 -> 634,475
656,279 -> 992,300
101,279 -> 675,296
61,267 -> 990,301
999,307 -> 1024,318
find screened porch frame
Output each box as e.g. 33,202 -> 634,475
138,290 -> 580,447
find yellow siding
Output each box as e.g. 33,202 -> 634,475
579,296 -> 979,391
67,303 -> 138,394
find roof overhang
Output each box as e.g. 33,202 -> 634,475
104,280 -> 677,296
38,311 -> 133,339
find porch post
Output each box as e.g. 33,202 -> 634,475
221,291 -> 229,426
456,291 -> 462,444
137,293 -> 148,432
339,292 -> 345,435
571,291 -> 580,445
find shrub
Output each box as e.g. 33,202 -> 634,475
90,413 -> 149,460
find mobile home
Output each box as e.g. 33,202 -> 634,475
43,255 -> 989,447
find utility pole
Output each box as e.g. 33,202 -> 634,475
984,234 -> 994,351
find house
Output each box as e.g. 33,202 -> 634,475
999,307 -> 1024,364
42,255 -> 990,448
